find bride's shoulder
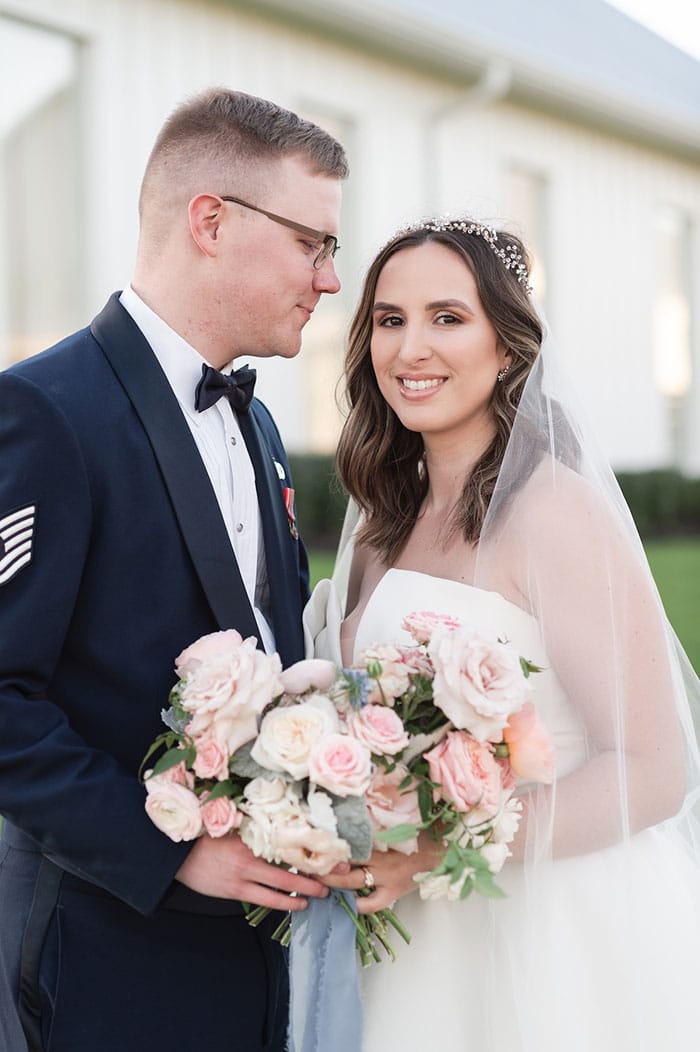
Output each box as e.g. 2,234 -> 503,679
514,458 -> 632,554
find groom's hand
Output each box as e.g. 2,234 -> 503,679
175,833 -> 329,910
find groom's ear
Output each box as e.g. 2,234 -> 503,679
188,194 -> 225,257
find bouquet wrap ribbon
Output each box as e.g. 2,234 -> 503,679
288,890 -> 362,1052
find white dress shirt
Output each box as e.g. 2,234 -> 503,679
119,286 -> 275,653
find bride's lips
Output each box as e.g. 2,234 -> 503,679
396,375 -> 447,398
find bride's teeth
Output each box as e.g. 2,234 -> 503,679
402,378 -> 443,391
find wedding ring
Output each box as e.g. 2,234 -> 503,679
361,866 -> 376,890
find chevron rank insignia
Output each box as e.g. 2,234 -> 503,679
0,504 -> 36,585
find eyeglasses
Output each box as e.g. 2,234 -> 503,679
220,194 -> 339,270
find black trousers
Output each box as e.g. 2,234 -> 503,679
0,826 -> 288,1052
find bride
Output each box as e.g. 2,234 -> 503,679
305,218 -> 700,1050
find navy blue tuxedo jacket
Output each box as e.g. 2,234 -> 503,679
0,293 -> 309,914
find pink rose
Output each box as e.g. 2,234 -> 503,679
279,659 -> 337,695
401,610 -> 462,645
144,780 -> 203,842
366,765 -> 421,854
425,730 -> 503,819
308,733 -> 372,797
397,645 -> 434,677
192,737 -> 230,781
503,702 -> 555,783
200,795 -> 242,837
144,760 -> 194,790
347,704 -> 409,756
358,643 -> 411,705
429,626 -> 531,741
271,814 -> 351,875
175,629 -> 250,676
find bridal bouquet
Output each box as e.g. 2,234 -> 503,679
142,613 -> 554,964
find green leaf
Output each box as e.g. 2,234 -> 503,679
204,779 -> 237,801
229,742 -> 279,780
139,732 -> 177,779
374,823 -> 419,846
151,746 -> 188,777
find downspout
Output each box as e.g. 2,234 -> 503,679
424,58 -> 513,208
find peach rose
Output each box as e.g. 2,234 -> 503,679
346,704 -> 409,757
200,795 -> 242,838
357,643 -> 411,705
144,781 -> 203,842
251,695 -> 339,779
366,765 -> 421,854
425,730 -> 503,820
192,737 -> 230,781
308,732 -> 373,797
429,626 -> 531,741
279,659 -> 337,695
503,702 -> 555,783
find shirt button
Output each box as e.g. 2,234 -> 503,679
236,522 -> 244,533
230,436 -> 237,446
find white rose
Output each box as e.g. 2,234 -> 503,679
481,841 -> 511,874
429,626 -> 531,742
243,776 -> 296,810
240,811 -> 275,861
144,781 -> 203,842
491,796 -> 523,844
251,695 -> 339,779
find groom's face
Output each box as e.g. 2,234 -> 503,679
215,155 -> 342,362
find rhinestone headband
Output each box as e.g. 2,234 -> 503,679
400,217 -> 533,294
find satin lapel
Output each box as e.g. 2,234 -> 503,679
238,406 -> 303,667
90,294 -> 259,639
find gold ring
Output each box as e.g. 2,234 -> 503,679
361,866 -> 375,890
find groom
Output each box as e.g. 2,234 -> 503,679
0,88 -> 347,1050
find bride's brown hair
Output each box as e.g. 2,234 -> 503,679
335,223 -> 543,563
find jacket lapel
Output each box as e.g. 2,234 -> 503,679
239,406 -> 304,667
90,294 -> 259,640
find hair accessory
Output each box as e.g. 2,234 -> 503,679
403,217 -> 533,294
497,364 -> 511,383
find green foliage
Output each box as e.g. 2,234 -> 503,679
287,453 -> 347,549
616,469 -> 700,538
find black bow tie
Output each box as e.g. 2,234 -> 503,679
194,363 -> 257,414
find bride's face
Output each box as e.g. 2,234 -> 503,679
370,241 -> 510,446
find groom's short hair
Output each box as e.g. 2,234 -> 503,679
139,87 -> 348,223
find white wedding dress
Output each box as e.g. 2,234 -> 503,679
305,567 -> 700,1052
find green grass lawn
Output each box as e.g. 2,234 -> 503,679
310,538 -> 700,674
646,538 -> 700,674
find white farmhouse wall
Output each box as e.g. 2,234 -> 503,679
1,0 -> 699,471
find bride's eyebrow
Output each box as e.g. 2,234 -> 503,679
372,302 -> 401,312
425,298 -> 474,314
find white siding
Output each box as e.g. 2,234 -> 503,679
1,0 -> 699,470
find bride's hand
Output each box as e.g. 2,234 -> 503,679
319,833 -> 441,914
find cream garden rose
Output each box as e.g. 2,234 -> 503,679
251,694 -> 339,779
